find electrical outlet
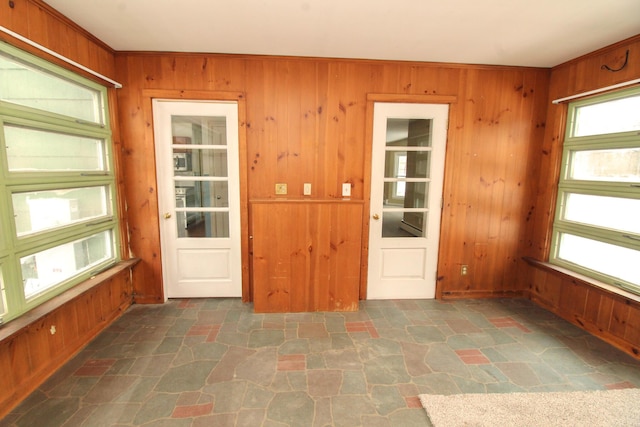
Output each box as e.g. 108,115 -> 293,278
342,183 -> 351,197
275,183 -> 287,195
303,183 -> 312,195
461,265 -> 468,276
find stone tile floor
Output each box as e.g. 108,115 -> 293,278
3,298 -> 640,426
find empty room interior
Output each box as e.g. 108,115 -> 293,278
1,0 -> 640,425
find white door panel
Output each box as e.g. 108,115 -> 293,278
153,100 -> 242,298
367,102 -> 449,299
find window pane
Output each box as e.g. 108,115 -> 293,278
13,186 -> 110,236
5,125 -> 107,172
176,212 -> 229,238
385,151 -> 430,179
557,233 -> 640,286
384,182 -> 428,209
172,116 -> 227,145
573,94 -> 640,137
386,119 -> 432,147
174,149 -> 228,177
0,55 -> 102,124
569,147 -> 640,182
21,230 -> 114,299
563,193 -> 640,233
382,211 -> 426,238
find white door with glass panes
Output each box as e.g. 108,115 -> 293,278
367,103 -> 449,299
153,100 -> 241,298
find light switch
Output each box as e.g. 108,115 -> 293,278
303,183 -> 312,195
342,183 -> 351,197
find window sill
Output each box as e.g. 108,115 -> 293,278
523,256 -> 640,305
0,258 -> 139,342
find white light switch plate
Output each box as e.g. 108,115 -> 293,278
342,183 -> 351,197
303,183 -> 312,195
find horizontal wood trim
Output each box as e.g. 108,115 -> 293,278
250,199 -> 365,204
141,89 -> 245,101
439,289 -> 526,299
367,93 -> 458,104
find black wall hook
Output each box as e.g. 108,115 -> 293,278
601,49 -> 629,72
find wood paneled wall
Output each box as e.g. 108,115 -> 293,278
0,0 -> 115,81
525,34 -> 640,358
115,53 -> 550,303
251,201 -> 363,312
0,263 -> 135,418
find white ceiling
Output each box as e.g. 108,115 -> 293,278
44,0 -> 640,68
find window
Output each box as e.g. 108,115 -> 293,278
0,43 -> 119,323
550,87 -> 640,294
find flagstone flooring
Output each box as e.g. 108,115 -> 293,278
3,298 -> 640,426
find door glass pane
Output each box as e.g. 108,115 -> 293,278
386,119 -> 432,147
0,54 -> 102,124
573,94 -> 640,137
384,182 -> 428,209
21,230 -> 113,299
176,212 -> 229,238
384,151 -> 430,179
175,182 -> 229,209
557,233 -> 640,286
563,193 -> 640,233
5,125 -> 106,172
569,147 -> 640,182
0,265 -> 6,316
382,211 -> 426,237
172,116 -> 227,145
13,186 -> 110,236
173,149 -> 228,177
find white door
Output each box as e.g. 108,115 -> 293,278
367,103 -> 449,299
153,100 -> 242,298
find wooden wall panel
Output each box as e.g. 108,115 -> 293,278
0,0 -> 116,80
116,52 -> 550,302
0,264 -> 135,418
251,201 -> 362,312
525,34 -> 640,359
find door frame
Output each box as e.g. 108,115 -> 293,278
143,90 -> 250,301
360,93 -> 457,299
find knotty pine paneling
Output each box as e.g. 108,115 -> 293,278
251,201 -> 363,312
525,34 -> 640,359
0,264 -> 135,418
0,0 -> 116,81
116,52 -> 550,302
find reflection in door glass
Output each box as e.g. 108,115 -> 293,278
385,119 -> 432,147
176,212 -> 229,238
382,212 -> 426,238
171,116 -> 227,145
383,182 -> 429,209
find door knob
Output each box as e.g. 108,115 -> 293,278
164,212 -> 172,219
372,213 -> 380,220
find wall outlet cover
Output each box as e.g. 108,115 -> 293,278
275,183 -> 287,195
342,183 -> 351,197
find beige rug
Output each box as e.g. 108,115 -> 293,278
419,388 -> 640,426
